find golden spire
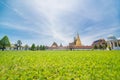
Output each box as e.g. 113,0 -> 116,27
75,33 -> 82,46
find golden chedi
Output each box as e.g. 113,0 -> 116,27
75,33 -> 82,46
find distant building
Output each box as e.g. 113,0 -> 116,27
47,42 -> 68,50
69,46 -> 92,50
107,35 -> 120,50
69,33 -> 92,50
47,46 -> 69,50
92,39 -> 107,49
51,42 -> 58,48
5,43 -> 30,51
69,33 -> 82,46
59,43 -> 63,47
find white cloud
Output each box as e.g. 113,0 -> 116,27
28,0 -> 76,40
0,0 -> 120,45
0,0 -> 77,45
11,0 -> 78,44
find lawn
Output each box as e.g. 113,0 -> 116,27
0,51 -> 120,80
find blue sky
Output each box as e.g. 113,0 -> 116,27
0,0 -> 120,46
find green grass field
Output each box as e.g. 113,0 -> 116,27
0,51 -> 120,80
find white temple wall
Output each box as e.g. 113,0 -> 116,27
107,40 -> 120,50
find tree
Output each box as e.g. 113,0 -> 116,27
40,45 -> 43,50
31,43 -> 36,51
39,45 -> 46,50
42,45 -> 46,50
93,45 -> 98,49
0,40 -> 2,49
14,44 -> 18,50
102,43 -> 107,50
17,40 -> 22,50
108,46 -> 111,50
36,45 -> 40,50
98,45 -> 103,49
0,36 -> 11,51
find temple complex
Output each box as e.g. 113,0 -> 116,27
47,33 -> 92,50
47,34 -> 120,50
92,39 -> 107,49
107,35 -> 120,50
51,42 -> 58,48
69,33 -> 92,50
69,33 -> 82,46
